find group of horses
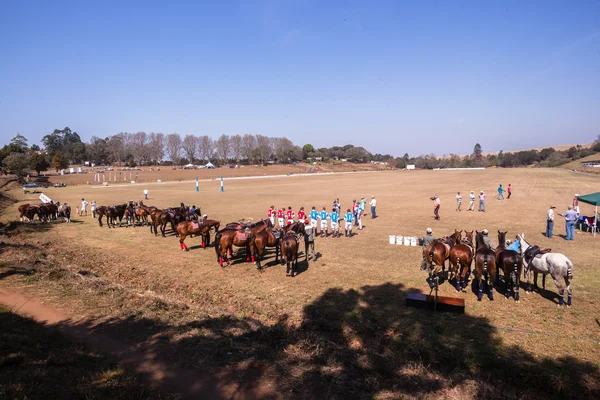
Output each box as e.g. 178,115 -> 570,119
18,202 -> 71,223
424,230 -> 574,306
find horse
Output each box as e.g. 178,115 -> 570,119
18,203 -> 31,221
518,234 -> 574,307
424,230 -> 460,289
449,230 -> 474,292
175,220 -> 206,251
157,208 -> 187,237
57,203 -> 71,223
199,219 -> 220,248
214,222 -> 271,267
149,209 -> 163,235
96,206 -> 108,226
495,231 -> 523,302
281,232 -> 299,277
250,228 -> 283,269
283,221 -> 308,260
23,205 -> 41,223
105,204 -> 127,228
473,231 -> 497,301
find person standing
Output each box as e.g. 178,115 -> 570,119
81,198 -> 88,216
507,184 -> 512,199
496,184 -> 505,200
319,207 -> 329,237
573,194 -> 580,216
360,197 -> 366,213
91,201 -> 97,218
277,206 -> 285,228
479,191 -> 486,212
433,195 -> 440,220
143,188 -> 149,200
297,207 -> 306,223
336,198 -> 341,214
420,228 -> 435,270
456,192 -> 462,211
267,205 -> 275,226
343,208 -> 354,237
330,207 -> 339,237
467,191 -> 475,211
352,200 -> 359,226
309,206 -> 318,231
561,205 -> 578,241
285,206 -> 294,225
546,205 -> 556,238
357,203 -> 364,230
482,229 -> 495,250
370,196 -> 377,218
304,219 -> 316,260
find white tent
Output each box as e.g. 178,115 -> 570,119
204,162 -> 216,169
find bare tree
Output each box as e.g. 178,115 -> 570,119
241,134 -> 256,163
131,132 -> 150,164
106,133 -> 126,165
215,134 -> 231,163
198,135 -> 215,163
165,133 -> 182,163
148,132 -> 165,163
274,137 -> 296,163
254,134 -> 271,164
230,134 -> 242,162
182,135 -> 199,163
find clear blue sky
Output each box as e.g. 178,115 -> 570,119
1,0 -> 599,156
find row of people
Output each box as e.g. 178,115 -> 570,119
267,205 -> 362,237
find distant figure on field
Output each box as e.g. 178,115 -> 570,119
546,205 -> 556,238
420,228 -> 435,270
370,196 -> 377,218
352,200 -> 359,226
304,219 -> 316,260
91,201 -> 97,218
432,195 -> 440,220
573,194 -> 580,216
357,202 -> 364,230
309,206 -> 318,230
330,208 -> 340,237
81,198 -> 88,216
456,192 -> 462,211
479,191 -> 486,212
143,188 -> 149,200
286,206 -> 294,225
297,207 -> 306,223
482,229 -> 495,250
507,184 -> 512,199
467,191 -> 475,211
496,184 -> 505,200
75,206 -> 81,216
319,207 -> 329,237
343,208 -> 354,237
267,205 -> 275,226
277,206 -> 285,228
561,205 -> 578,241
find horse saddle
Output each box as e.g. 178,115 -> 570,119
191,222 -> 200,230
236,231 -> 248,241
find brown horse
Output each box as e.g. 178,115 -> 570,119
281,232 -> 299,277
18,203 -> 31,221
149,209 -> 163,235
424,230 -> 460,289
496,231 -> 523,302
473,231 -> 497,301
157,208 -> 187,237
250,228 -> 283,269
283,221 -> 308,260
214,222 -> 271,267
449,230 -> 474,292
199,219 -> 220,248
176,220 -> 206,251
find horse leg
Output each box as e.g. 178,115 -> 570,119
488,269 -> 494,300
454,264 -> 461,293
542,274 -> 546,290
565,276 -> 572,307
477,275 -> 483,301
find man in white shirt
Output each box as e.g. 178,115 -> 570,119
467,191 -> 475,211
456,192 -> 462,211
546,206 -> 555,238
81,198 -> 88,216
143,188 -> 149,200
369,196 -> 377,218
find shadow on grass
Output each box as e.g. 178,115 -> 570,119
51,283 -> 600,399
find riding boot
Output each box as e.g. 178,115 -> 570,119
558,296 -> 564,306
567,293 -> 572,306
489,286 -> 494,300
455,280 -> 461,292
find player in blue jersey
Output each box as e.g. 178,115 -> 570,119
330,208 -> 340,237
309,206 -> 318,231
319,207 -> 329,237
344,208 -> 354,237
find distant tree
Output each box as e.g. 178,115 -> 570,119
148,132 -> 165,163
3,152 -> 30,182
10,133 -> 29,152
473,143 -> 483,160
165,133 -> 182,163
106,134 -> 126,165
539,147 -> 556,161
87,137 -> 109,165
230,134 -> 242,162
254,135 -> 271,164
344,146 -> 371,163
29,153 -> 50,175
182,135 -> 199,164
241,134 -> 256,163
51,152 -> 69,172
595,134 -> 600,143
42,127 -> 82,160
302,144 -> 314,159
567,146 -> 577,158
198,135 -> 215,163
593,142 -> 600,152
215,134 -> 231,163
70,142 -> 87,163
30,144 -> 41,152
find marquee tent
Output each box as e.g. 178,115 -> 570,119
577,192 -> 600,237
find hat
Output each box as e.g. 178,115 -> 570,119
568,205 -> 573,209
483,229 -> 488,234
426,228 -> 432,233
203,214 -> 207,218
372,196 -> 375,198
575,194 -> 580,197
480,190 -> 484,193
550,206 -> 556,208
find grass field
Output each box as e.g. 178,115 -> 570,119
1,168 -> 599,398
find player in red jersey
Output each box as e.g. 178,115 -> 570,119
286,206 -> 295,225
277,207 -> 285,227
297,206 -> 306,222
267,205 -> 275,226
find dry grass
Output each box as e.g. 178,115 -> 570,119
1,168 -> 600,398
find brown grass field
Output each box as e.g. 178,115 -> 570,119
1,168 -> 600,399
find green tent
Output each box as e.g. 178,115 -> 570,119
577,192 -> 600,236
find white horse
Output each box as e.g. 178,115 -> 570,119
518,234 -> 573,307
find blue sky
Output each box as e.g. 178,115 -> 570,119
1,0 -> 599,156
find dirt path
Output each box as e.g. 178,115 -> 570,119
0,288 -> 273,400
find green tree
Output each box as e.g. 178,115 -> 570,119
473,143 -> 482,160
30,144 -> 41,152
3,152 -> 30,182
10,133 -> 29,151
51,152 -> 69,172
29,153 -> 50,175
42,127 -> 82,159
302,144 -> 314,159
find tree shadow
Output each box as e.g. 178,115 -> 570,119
43,282 -> 600,399
0,266 -> 35,280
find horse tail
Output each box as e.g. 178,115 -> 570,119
429,247 -> 435,265
285,241 -> 293,262
214,232 -> 221,258
483,256 -> 488,274
566,259 -> 574,279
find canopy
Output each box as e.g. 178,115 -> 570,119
577,192 -> 600,237
577,192 -> 600,206
205,162 -> 216,169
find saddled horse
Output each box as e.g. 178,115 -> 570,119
449,230 -> 474,292
251,228 -> 283,269
281,232 -> 299,277
518,234 -> 573,307
495,231 -> 523,302
176,220 -> 206,251
57,203 -> 71,223
424,230 -> 460,289
105,204 -> 127,228
157,208 -> 187,237
214,222 -> 271,267
149,209 -> 163,235
283,221 -> 308,260
473,231 -> 497,301
199,219 -> 220,248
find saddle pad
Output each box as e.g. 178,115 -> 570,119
191,222 -> 200,230
236,232 -> 247,241
273,231 -> 280,239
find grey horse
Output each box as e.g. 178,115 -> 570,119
518,234 -> 573,307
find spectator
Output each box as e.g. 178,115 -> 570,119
496,184 -> 505,200
91,201 -> 97,218
507,184 -> 512,199
304,219 -> 316,260
573,194 -> 580,216
420,228 -> 435,270
479,191 -> 486,212
352,200 -> 359,226
456,192 -> 462,211
561,205 -> 578,241
467,191 -> 475,211
433,195 -> 440,220
482,229 -> 495,250
370,196 -> 377,218
81,198 -> 88,216
143,188 -> 149,200
546,205 -> 555,238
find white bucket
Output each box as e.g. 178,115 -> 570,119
396,235 -> 403,245
389,235 -> 396,244
410,237 -> 417,246
404,237 -> 410,246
